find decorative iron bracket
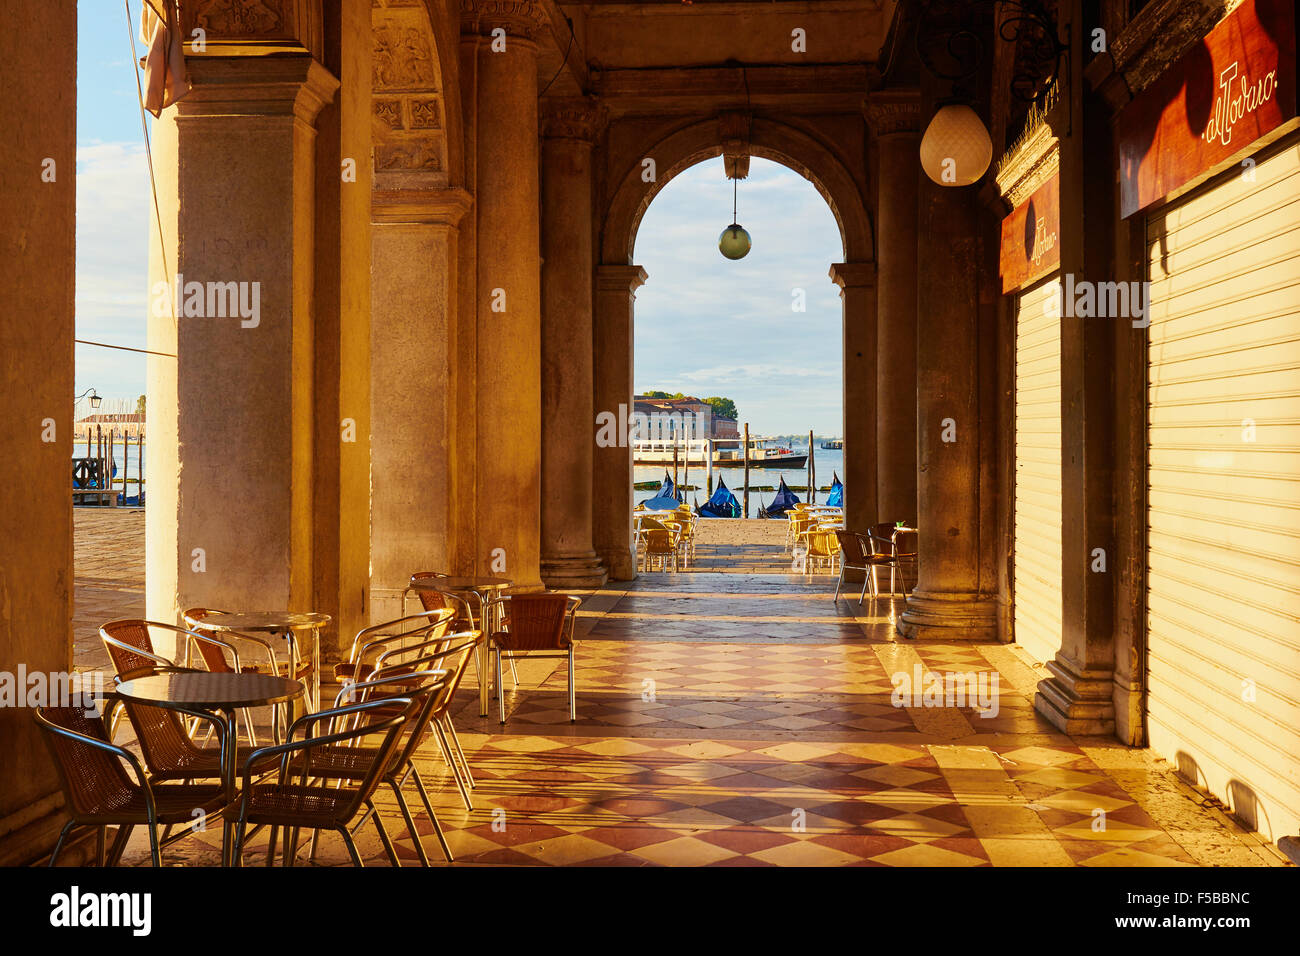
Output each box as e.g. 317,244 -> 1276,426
914,0 -> 1070,105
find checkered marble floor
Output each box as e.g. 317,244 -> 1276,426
121,573 -> 1282,867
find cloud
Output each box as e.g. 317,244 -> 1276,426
74,141 -> 151,398
633,158 -> 844,433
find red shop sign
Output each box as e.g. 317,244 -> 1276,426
1000,170 -> 1060,294
1117,0 -> 1298,218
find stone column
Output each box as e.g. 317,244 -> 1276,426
540,99 -> 607,588
1035,0 -> 1117,735
866,91 -> 921,525
897,84 -> 998,641
313,0 -> 372,650
830,262 -> 878,535
593,264 -> 648,580
369,188 -> 473,622
0,0 -> 76,864
463,0 -> 547,590
147,57 -> 339,652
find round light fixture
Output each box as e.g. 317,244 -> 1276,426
718,172 -> 752,260
718,223 -> 751,260
919,103 -> 992,187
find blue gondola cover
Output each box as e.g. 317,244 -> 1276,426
640,471 -> 681,511
763,477 -> 801,517
697,476 -> 741,518
825,472 -> 843,508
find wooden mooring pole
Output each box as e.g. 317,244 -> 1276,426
742,422 -> 750,518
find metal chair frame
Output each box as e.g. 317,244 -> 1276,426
35,702 -> 229,867
833,530 -> 876,604
493,594 -> 582,724
226,700 -> 409,868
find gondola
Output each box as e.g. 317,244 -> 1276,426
696,475 -> 742,518
762,477 -> 801,517
825,472 -> 843,508
639,470 -> 682,511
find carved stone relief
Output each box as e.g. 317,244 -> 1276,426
372,5 -> 447,179
192,0 -> 284,34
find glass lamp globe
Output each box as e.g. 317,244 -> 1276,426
718,223 -> 752,260
919,104 -> 992,187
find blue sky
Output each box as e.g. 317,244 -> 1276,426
75,5 -> 845,434
633,157 -> 844,435
75,2 -> 152,413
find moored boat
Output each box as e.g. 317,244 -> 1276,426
762,477 -> 801,517
696,476 -> 742,518
633,435 -> 807,468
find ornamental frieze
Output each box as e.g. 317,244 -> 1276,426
541,99 -> 602,141
181,0 -> 321,57
864,90 -> 921,137
460,0 -> 549,40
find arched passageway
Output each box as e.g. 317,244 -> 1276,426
625,155 -> 844,522
591,114 -> 899,579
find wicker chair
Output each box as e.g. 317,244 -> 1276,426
805,528 -> 841,573
428,632 -> 487,807
492,593 -> 581,724
224,699 -> 410,867
306,639 -> 479,865
35,704 -> 229,866
833,530 -> 876,604
892,528 -> 919,596
99,619 -> 193,677
408,572 -> 516,687
407,573 -> 474,626
866,523 -> 907,596
99,619 -> 211,739
183,609 -> 315,745
639,528 -> 680,572
333,608 -> 455,686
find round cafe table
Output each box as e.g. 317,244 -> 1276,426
184,610 -> 330,716
115,671 -> 303,867
406,576 -> 512,716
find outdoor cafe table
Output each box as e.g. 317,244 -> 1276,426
114,671 -> 303,866
185,610 -> 330,714
406,575 -> 511,717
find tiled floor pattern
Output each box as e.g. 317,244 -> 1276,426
106,573 -> 1282,867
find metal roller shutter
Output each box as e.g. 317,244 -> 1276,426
1014,275 -> 1064,665
1147,137 -> 1300,840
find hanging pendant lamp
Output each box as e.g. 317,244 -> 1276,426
718,176 -> 751,260
919,102 -> 992,187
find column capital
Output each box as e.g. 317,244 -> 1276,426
176,56 -> 339,124
596,264 -> 648,295
372,187 -> 473,226
828,261 -> 876,291
461,0 -> 549,40
541,97 -> 604,142
864,89 -> 922,137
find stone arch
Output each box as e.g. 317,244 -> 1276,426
371,0 -> 450,187
601,116 -> 874,266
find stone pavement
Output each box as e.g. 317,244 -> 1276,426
69,509 -> 1283,867
73,507 -> 145,676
